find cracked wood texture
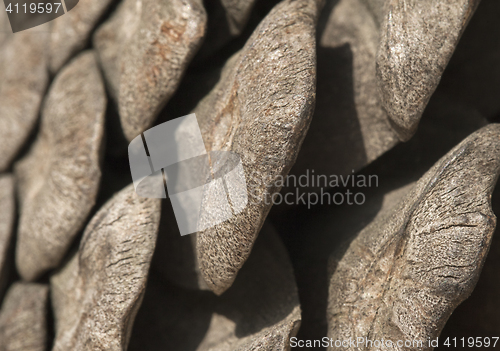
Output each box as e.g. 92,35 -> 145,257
94,0 -> 207,141
129,223 -> 301,351
0,175 -> 14,295
50,184 -> 161,351
439,180 -> 500,337
0,28 -> 49,172
15,51 -> 106,281
0,282 -> 49,351
49,0 -> 116,73
327,124 -> 500,350
376,0 -> 481,141
194,0 -> 322,296
290,0 -> 481,182
268,87 -> 489,344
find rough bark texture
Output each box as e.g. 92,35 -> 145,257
15,51 -> 106,281
195,0 -> 321,296
0,175 -> 14,295
49,0 -> 116,73
50,184 -> 161,351
129,223 -> 301,351
94,0 -> 207,141
0,28 -> 49,172
439,180 -> 500,338
376,0 -> 481,141
269,86 -> 489,346
327,124 -> 500,350
0,282 -> 49,351
0,0 -> 499,348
